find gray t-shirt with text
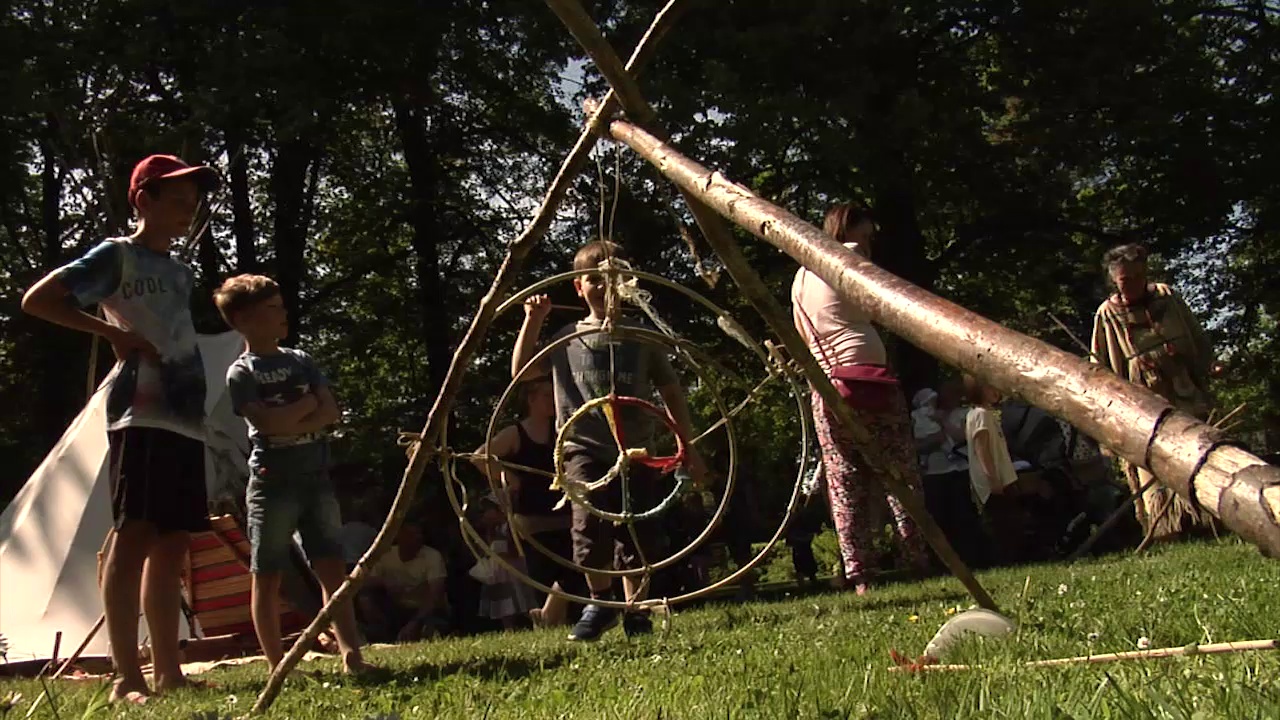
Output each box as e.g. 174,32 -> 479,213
547,318 -> 679,462
226,347 -> 330,472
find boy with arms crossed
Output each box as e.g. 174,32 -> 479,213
213,274 -> 370,675
22,154 -> 219,703
512,240 -> 706,642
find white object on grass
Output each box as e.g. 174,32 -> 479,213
923,608 -> 1017,660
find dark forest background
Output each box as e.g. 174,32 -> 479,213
3,0 -> 1277,519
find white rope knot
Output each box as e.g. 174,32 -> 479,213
600,257 -> 681,338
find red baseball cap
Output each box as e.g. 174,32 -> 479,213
128,154 -> 221,209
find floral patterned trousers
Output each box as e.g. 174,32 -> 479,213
812,388 -> 927,585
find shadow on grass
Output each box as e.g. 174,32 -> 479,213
339,650 -> 575,686
700,580 -> 969,612
848,588 -> 970,612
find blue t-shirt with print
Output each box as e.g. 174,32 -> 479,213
55,238 -> 207,441
226,348 -> 330,473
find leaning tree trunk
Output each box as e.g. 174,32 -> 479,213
602,116 -> 1280,559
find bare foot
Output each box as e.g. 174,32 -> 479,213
342,653 -> 376,676
155,676 -> 218,693
529,608 -> 545,628
110,679 -> 151,705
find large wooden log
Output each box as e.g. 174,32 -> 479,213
549,0 -> 996,610
599,116 -> 1280,560
250,1 -> 692,713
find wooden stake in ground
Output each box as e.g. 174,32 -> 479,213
249,2 -> 694,714
1066,475 -> 1158,563
49,616 -> 104,680
549,0 -> 995,612
593,113 -> 1280,561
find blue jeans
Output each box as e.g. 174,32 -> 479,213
246,465 -> 343,573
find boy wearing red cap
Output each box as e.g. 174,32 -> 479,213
22,154 -> 219,704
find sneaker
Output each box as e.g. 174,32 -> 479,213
622,612 -> 653,638
567,604 -> 619,642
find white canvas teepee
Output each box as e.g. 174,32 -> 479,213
0,332 -> 250,663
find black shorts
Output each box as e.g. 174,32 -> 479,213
108,427 -> 210,534
567,452 -> 669,571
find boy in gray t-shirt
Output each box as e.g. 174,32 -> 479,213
214,274 -> 371,676
512,240 -> 706,642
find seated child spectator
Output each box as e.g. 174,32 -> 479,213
338,495 -> 380,573
473,498 -> 539,630
358,524 -> 450,642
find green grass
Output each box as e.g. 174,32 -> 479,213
4,538 -> 1279,719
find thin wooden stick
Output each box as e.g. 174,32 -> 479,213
891,639 -> 1278,672
85,321 -> 101,400
250,2 -> 692,713
1067,475 -> 1158,562
549,0 -> 996,613
1047,311 -> 1096,360
1134,489 -> 1178,554
49,614 -> 105,680
1213,402 -> 1247,430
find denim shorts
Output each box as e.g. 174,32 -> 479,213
246,464 -> 343,574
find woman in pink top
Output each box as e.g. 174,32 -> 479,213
791,202 -> 927,594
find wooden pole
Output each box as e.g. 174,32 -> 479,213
250,2 -> 693,713
548,0 -> 996,611
594,115 -> 1280,561
1213,402 -> 1247,430
1066,475 -> 1158,563
50,614 -> 105,680
891,639 -> 1278,672
1047,311 -> 1095,360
